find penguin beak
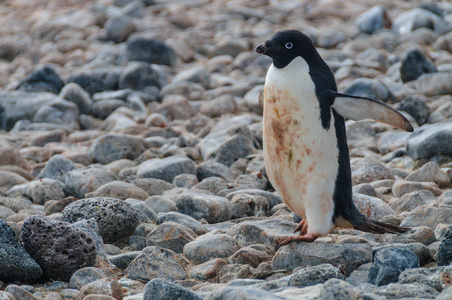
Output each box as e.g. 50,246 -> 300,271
255,42 -> 269,54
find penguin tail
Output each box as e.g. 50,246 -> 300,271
351,213 -> 410,234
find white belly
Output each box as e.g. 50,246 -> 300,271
262,57 -> 339,234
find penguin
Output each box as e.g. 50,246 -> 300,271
255,30 -> 413,245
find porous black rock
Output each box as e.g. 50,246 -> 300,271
368,248 -> 420,286
0,219 -> 42,283
400,48 -> 437,83
62,197 -> 148,244
21,215 -> 97,281
127,37 -> 177,66
16,65 -> 65,94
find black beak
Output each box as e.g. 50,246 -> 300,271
255,42 -> 268,54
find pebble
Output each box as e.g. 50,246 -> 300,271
190,258 -> 228,282
37,154 -> 76,182
405,161 -> 450,188
389,190 -> 436,214
146,221 -> 197,253
400,48 -> 437,83
64,164 -> 118,198
69,267 -> 107,290
183,233 -> 240,264
399,265 -> 452,291
59,83 -> 93,114
156,212 -> 208,235
392,180 -> 442,197
176,192 -> 233,223
16,65 -> 65,94
87,180 -> 150,200
352,193 -> 396,221
351,160 -> 394,185
143,278 -> 201,300
137,156 -> 197,182
356,5 -> 391,34
78,278 -> 123,300
400,205 -> 452,229
368,248 -> 420,286
126,37 -> 177,66
437,226 -> 452,266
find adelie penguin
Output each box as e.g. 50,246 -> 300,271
255,30 -> 413,245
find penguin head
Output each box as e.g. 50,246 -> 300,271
256,30 -> 318,69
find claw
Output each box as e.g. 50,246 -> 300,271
294,219 -> 308,235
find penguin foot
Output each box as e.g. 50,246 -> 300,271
277,233 -> 320,248
294,219 -> 308,235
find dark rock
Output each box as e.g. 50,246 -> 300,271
143,278 -> 201,300
21,215 -> 97,281
33,98 -> 79,125
396,96 -> 430,125
273,242 -> 372,275
176,192 -> 233,223
137,156 -> 197,183
66,68 -> 121,95
127,37 -> 177,66
227,219 -> 296,249
146,221 -> 197,253
356,5 -> 391,34
64,165 -> 117,198
119,62 -> 161,90
37,154 -> 76,182
437,226 -> 452,266
156,212 -> 208,235
30,129 -> 66,147
17,65 -> 65,94
62,197 -> 147,244
59,83 -> 93,114
89,134 -> 146,164
129,235 -> 146,250
368,248 -> 420,286
104,15 -> 136,43
69,267 -> 107,290
400,48 -> 437,83
372,243 -> 431,267
183,233 -> 239,264
125,246 -> 187,282
406,123 -> 452,159
342,78 -> 394,102
91,99 -> 128,120
0,219 -> 42,282
109,251 -> 140,269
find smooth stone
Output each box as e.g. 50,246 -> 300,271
368,248 -> 420,286
437,226 -> 452,266
342,78 -> 394,102
33,98 -> 79,125
224,189 -> 282,209
137,156 -> 196,183
37,154 -> 76,182
176,192 -> 233,223
190,258 -> 228,282
200,95 -> 236,118
173,174 -> 199,189
59,83 -> 93,114
119,62 -> 161,91
405,162 -> 450,188
0,196 -> 32,212
192,177 -> 228,195
389,190 -> 436,214
109,252 -> 141,269
146,221 -> 197,253
206,285 -> 283,300
24,179 -> 65,204
172,66 -> 210,89
104,15 -> 136,43
64,164 -> 117,198
143,278 -> 201,300
392,180 -> 442,197
127,37 -> 177,66
16,65 -> 64,94
396,95 -> 430,126
4,285 -> 39,300
375,282 -> 439,299
144,196 -> 176,214
416,72 -> 452,96
218,264 -> 253,283
196,161 -> 233,182
78,278 -> 123,300
352,160 -> 394,185
353,193 -> 396,221
21,215 -> 96,281
69,267 -> 107,290
125,246 -> 187,282
89,134 -> 146,164
156,212 -> 208,235
86,181 -> 150,200
230,194 -> 270,219
183,233 -> 240,264
29,129 -> 66,147
356,5 -> 391,34
0,171 -> 28,190
273,242 -> 372,275
132,178 -> 176,196
62,197 -> 147,244
393,8 -> 447,35
319,278 -> 358,300
406,123 -> 452,159
400,48 -> 437,83
66,68 -> 121,95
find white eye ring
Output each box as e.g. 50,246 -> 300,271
285,42 -> 293,49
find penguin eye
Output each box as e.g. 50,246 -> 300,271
285,42 -> 293,49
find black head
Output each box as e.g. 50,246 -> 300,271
255,30 -> 319,69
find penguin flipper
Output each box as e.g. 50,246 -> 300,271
331,92 -> 414,132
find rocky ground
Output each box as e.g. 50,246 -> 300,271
0,0 -> 452,299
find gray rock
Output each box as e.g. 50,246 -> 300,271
127,37 -> 177,66
406,123 -> 452,159
196,160 -> 233,181
173,174 -> 199,188
229,244 -> 275,268
78,277 -> 123,300
375,282 -> 439,299
0,219 -> 42,282
437,226 -> 452,266
63,164 -> 117,198
16,65 -> 64,94
227,219 -> 296,249
406,162 -> 450,188
273,242 -> 372,275
283,263 -> 345,289
21,215 -> 96,281
146,221 -> 197,253
87,181 -> 150,200
192,177 -> 228,195
66,68 -> 121,95
137,156 -> 196,183
353,183 -> 377,197
33,98 -> 79,126
230,194 -> 270,218
176,192 -> 233,223
4,285 -> 38,300
0,171 -> 28,191
399,265 -> 452,291
319,278 -> 358,300
37,154 -> 76,182
207,285 -> 283,300
119,62 -> 161,91
125,246 -> 187,282
389,190 -> 436,214
353,193 -> 395,221
154,95 -> 197,120
200,95 -> 236,118
109,251 -> 140,269
144,196 -> 176,214
224,189 -> 282,209
156,212 -> 208,235
104,15 -> 136,43
438,285 -> 452,300
396,95 -> 430,125
197,126 -> 255,167
218,264 -> 253,283
392,180 -> 442,197
342,78 -> 394,102
143,278 -> 201,300
91,99 -> 128,119
62,197 -> 147,244
368,248 -> 419,286
416,72 -> 452,96
89,134 -> 146,164
208,40 -> 248,58
172,66 -> 210,89
69,267 -> 107,290
400,48 -> 437,83
190,258 -> 228,282
183,233 -> 240,264
356,5 -> 391,34
132,178 -> 176,196
400,205 -> 452,230
59,83 -> 93,114
393,8 -> 447,35
24,179 -> 65,204
234,173 -> 267,190
352,160 -> 394,185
